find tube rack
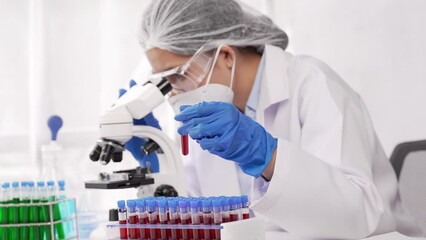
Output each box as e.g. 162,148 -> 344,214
0,198 -> 79,240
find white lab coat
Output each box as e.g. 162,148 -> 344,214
182,45 -> 423,239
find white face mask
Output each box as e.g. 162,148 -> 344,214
167,45 -> 236,114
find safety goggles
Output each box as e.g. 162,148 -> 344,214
148,45 -> 216,94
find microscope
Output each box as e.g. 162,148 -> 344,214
85,78 -> 186,198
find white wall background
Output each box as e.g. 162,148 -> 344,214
0,0 -> 425,208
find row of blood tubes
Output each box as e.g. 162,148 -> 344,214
116,195 -> 250,240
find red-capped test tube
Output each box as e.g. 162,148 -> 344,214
181,135 -> 189,155
117,200 -> 128,240
126,200 -> 140,239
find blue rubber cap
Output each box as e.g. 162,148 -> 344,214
2,182 -> 10,188
241,195 -> 249,204
58,180 -> 65,188
21,181 -> 28,187
37,181 -> 45,187
12,182 -> 19,188
136,199 -> 146,210
190,200 -> 199,209
47,181 -> 55,186
212,199 -> 221,208
48,115 -> 63,141
178,200 -> 188,213
28,181 -> 35,187
117,200 -> 126,210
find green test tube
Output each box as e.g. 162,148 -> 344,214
19,182 -> 30,240
58,180 -> 73,238
37,181 -> 51,240
1,183 -> 10,240
47,181 -> 65,239
28,181 -> 40,240
8,182 -> 20,240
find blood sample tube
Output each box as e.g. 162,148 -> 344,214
146,199 -> 158,239
167,199 -> 179,240
158,199 -> 168,240
212,199 -> 222,240
240,195 -> 250,220
178,200 -> 191,240
220,198 -> 230,223
181,135 -> 189,155
136,200 -> 149,239
229,198 -> 239,222
117,200 -> 128,240
126,200 -> 140,239
190,200 -> 202,240
202,199 -> 213,240
235,196 -> 243,220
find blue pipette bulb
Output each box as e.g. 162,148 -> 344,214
48,115 -> 63,141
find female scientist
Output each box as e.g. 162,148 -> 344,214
124,0 -> 422,238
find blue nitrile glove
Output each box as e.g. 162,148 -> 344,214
119,80 -> 160,172
175,101 -> 277,177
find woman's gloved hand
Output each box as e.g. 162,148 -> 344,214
175,101 -> 277,177
119,80 -> 160,172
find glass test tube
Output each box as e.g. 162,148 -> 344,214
220,198 -> 230,223
137,200 -> 149,239
241,195 -> 250,220
1,183 -> 10,240
167,199 -> 179,240
19,182 -> 30,240
178,200 -> 191,240
181,135 -> 189,155
202,200 -> 213,240
117,200 -> 128,240
190,200 -> 202,240
48,180 -> 66,240
38,181 -> 52,240
158,199 -> 168,240
229,197 -> 239,222
212,199 -> 222,240
146,199 -> 158,239
9,182 -> 20,240
58,180 -> 73,238
28,181 -> 40,240
126,200 -> 140,240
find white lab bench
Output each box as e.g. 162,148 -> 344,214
265,231 -> 425,240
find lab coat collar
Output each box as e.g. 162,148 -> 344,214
257,45 -> 290,123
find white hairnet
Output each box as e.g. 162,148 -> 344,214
139,0 -> 289,55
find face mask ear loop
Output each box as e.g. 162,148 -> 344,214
202,45 -> 224,93
230,51 -> 236,91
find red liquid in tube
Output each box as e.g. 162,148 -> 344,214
181,135 -> 189,155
